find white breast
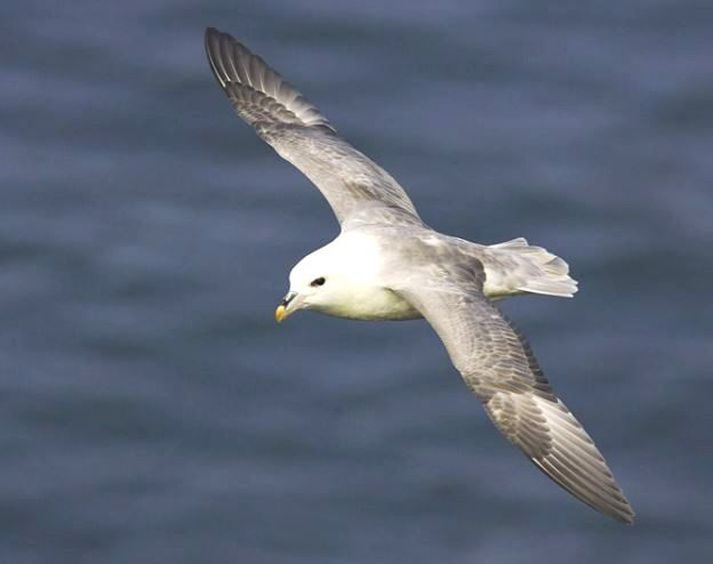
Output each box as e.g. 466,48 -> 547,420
323,283 -> 421,321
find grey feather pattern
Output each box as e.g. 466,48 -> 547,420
205,28 -> 422,226
205,27 -> 633,523
395,265 -> 635,523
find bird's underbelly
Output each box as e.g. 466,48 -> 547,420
316,286 -> 422,321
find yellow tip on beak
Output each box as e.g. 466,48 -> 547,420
275,304 -> 287,323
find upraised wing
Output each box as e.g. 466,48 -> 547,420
395,266 -> 635,523
205,28 -> 422,227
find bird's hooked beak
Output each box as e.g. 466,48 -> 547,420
275,291 -> 299,323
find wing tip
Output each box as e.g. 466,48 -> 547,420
603,499 -> 636,524
619,507 -> 636,525
204,26 -> 230,46
203,26 -> 336,132
531,455 -> 636,524
204,26 -> 229,89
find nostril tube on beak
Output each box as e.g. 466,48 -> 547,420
275,291 -> 296,323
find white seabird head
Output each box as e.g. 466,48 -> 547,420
274,234 -> 401,323
274,233 -> 417,323
275,246 -> 348,322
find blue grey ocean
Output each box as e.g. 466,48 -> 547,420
1,1 -> 711,562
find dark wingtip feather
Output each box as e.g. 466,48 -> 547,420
204,27 -> 226,88
203,27 -> 335,131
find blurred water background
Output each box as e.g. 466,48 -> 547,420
1,1 -> 712,562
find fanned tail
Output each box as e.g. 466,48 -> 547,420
482,237 -> 578,299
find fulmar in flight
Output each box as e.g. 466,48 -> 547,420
204,27 -> 634,523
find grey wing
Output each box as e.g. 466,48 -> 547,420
395,269 -> 635,523
205,28 -> 422,226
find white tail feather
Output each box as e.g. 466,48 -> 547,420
481,237 -> 578,299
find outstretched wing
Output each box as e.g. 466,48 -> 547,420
205,28 -> 422,227
395,267 -> 635,523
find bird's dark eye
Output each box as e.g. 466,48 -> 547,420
310,277 -> 326,287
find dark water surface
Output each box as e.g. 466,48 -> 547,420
2,1 -> 711,562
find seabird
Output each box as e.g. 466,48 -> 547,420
204,27 -> 635,523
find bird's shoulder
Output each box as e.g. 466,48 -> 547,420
341,225 -> 484,291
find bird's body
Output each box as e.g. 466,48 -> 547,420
292,227 -> 577,321
204,27 -> 635,523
